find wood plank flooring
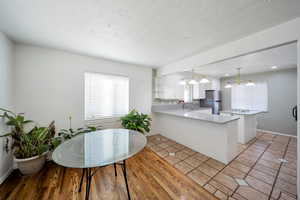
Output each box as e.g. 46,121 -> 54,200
0,148 -> 216,200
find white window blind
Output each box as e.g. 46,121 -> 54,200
231,82 -> 268,111
85,72 -> 129,120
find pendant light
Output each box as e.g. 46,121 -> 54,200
179,79 -> 187,85
246,80 -> 255,86
178,69 -> 210,85
224,68 -> 255,88
199,77 -> 210,84
188,69 -> 198,85
224,82 -> 233,88
188,79 -> 198,85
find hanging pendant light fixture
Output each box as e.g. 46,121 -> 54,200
178,69 -> 211,85
224,68 -> 255,89
188,69 -> 199,85
224,82 -> 233,88
179,79 -> 187,85
188,79 -> 198,85
246,80 -> 255,86
199,76 -> 210,84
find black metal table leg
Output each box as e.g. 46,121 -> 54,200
122,160 -> 131,200
78,168 -> 85,192
85,168 -> 92,200
114,163 -> 117,177
78,162 -> 130,200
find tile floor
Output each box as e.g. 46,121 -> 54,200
146,132 -> 297,200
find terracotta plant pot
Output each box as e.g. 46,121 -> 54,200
14,152 -> 48,175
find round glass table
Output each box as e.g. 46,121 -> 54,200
52,129 -> 147,200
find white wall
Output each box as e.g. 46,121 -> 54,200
0,32 -> 14,184
14,44 -> 152,129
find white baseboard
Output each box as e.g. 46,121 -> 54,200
257,129 -> 297,138
0,167 -> 13,184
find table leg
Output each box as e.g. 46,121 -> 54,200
85,168 -> 92,200
78,162 -> 130,200
122,160 -> 131,200
114,163 -> 117,177
78,168 -> 85,192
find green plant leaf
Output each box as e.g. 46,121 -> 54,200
0,108 -> 16,117
23,120 -> 34,124
120,109 -> 151,134
0,132 -> 12,137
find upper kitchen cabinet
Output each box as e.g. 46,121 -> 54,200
154,74 -> 184,100
155,74 -> 220,100
193,83 -> 208,99
193,78 -> 220,99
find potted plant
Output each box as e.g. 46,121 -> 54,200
54,116 -> 101,141
0,108 -> 55,175
120,109 -> 151,134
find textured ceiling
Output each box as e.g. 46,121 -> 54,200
0,0 -> 300,67
193,43 -> 297,78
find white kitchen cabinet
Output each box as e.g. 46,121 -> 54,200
193,82 -> 214,99
193,78 -> 220,99
211,79 -> 220,90
193,83 -> 208,99
155,74 -> 184,99
192,84 -> 200,99
154,77 -> 161,99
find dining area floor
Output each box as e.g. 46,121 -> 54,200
0,132 -> 297,200
0,148 -> 215,200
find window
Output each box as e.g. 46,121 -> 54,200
184,85 -> 193,102
231,82 -> 268,111
85,72 -> 129,120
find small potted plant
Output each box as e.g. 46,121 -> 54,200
55,116 -> 101,141
120,109 -> 151,134
0,108 -> 55,175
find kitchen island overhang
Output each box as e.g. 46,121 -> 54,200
220,110 -> 265,144
151,110 -> 240,164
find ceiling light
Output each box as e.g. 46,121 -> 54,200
179,80 -> 187,85
224,83 -> 232,88
225,68 -> 255,89
199,77 -> 210,84
246,80 -> 255,87
271,66 -> 278,69
225,73 -> 229,77
188,79 -> 198,85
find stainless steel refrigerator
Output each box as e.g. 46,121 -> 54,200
200,90 -> 222,115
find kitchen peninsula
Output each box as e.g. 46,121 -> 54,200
221,110 -> 264,144
151,105 -> 240,164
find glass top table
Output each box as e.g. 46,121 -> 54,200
52,128 -> 147,168
52,129 -> 147,200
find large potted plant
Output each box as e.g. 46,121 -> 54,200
0,108 -> 55,175
120,109 -> 151,134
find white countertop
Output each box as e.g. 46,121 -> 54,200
153,109 -> 240,124
221,110 -> 265,115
